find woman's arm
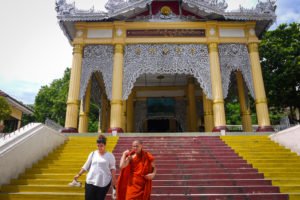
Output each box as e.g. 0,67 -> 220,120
74,168 -> 86,181
111,169 -> 117,187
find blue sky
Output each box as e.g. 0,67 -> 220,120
0,0 -> 299,105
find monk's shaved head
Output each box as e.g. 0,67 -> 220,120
132,140 -> 143,154
133,140 -> 142,145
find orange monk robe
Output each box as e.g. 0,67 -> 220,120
117,150 -> 154,200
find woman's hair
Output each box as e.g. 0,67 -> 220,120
97,135 -> 106,145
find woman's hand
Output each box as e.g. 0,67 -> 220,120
74,174 -> 80,181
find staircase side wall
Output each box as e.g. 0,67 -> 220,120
269,125 -> 300,155
0,125 -> 67,186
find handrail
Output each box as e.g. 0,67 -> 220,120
45,118 -> 63,132
0,123 -> 39,145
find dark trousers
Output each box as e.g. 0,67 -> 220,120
85,182 -> 111,200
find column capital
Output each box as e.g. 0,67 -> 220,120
67,100 -> 80,105
73,44 -> 83,54
248,43 -> 259,53
114,44 -> 124,54
241,111 -> 251,115
213,99 -> 224,104
111,99 -> 123,105
204,111 -> 213,115
208,43 -> 218,52
255,98 -> 268,104
79,112 -> 89,117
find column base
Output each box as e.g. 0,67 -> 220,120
60,127 -> 78,133
107,127 -> 124,134
256,126 -> 274,132
212,126 -> 228,132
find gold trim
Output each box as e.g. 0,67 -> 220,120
111,100 -> 123,105
248,43 -> 258,53
73,44 -> 83,54
115,44 -> 124,54
213,99 -> 224,104
67,100 -> 80,105
79,112 -> 89,117
204,111 -> 213,115
255,98 -> 267,104
208,43 -> 218,53
241,111 -> 251,115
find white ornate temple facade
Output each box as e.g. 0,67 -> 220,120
56,0 -> 277,133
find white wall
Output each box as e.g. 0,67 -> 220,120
0,124 -> 67,185
269,125 -> 300,155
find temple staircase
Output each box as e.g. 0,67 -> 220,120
0,134 -> 299,199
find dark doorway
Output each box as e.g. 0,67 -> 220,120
147,119 -> 169,132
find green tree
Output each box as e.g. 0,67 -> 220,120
21,104 -> 35,126
260,23 -> 300,121
0,96 -> 11,121
34,68 -> 70,126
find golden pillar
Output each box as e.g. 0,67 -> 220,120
109,44 -> 124,133
186,103 -> 191,131
78,80 -> 91,133
99,93 -> 108,133
126,92 -> 135,132
107,105 -> 111,132
208,43 -> 227,131
248,43 -> 273,131
236,71 -> 252,132
121,100 -> 127,132
187,77 -> 198,132
203,93 -> 214,132
63,44 -> 83,133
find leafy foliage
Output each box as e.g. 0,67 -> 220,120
88,103 -> 100,132
0,96 -> 11,121
34,68 -> 70,126
260,23 -> 300,120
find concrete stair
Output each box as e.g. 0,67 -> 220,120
222,135 -> 300,200
0,135 -> 298,199
0,136 -> 118,200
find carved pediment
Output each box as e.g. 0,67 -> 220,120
55,0 -> 277,42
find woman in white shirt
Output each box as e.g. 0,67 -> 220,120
74,135 -> 116,200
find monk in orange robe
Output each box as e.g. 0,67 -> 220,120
117,140 -> 156,200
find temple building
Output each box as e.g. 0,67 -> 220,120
0,90 -> 33,133
55,0 -> 277,133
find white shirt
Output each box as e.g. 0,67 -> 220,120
82,150 -> 116,187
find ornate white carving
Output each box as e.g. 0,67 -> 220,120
183,0 -> 228,14
105,0 -> 152,15
224,0 -> 276,22
123,44 -> 212,100
218,44 -> 255,99
56,0 -> 276,42
80,45 -> 113,100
